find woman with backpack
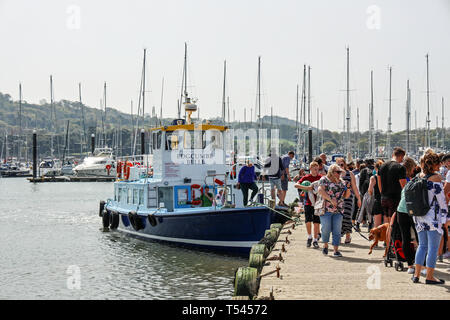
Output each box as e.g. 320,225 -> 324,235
368,160 -> 384,228
412,151 -> 449,285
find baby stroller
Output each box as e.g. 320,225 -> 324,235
384,217 -> 417,272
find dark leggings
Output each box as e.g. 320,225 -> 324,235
241,183 -> 259,206
396,211 -> 417,266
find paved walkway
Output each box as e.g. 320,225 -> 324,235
256,217 -> 450,300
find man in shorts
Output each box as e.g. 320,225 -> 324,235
295,161 -> 322,248
262,151 -> 284,205
377,147 -> 407,223
280,151 -> 295,207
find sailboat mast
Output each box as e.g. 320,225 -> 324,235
442,97 -> 445,149
50,75 -> 55,158
345,47 -> 350,157
103,82 -> 107,148
222,60 -> 227,123
160,77 -> 164,126
369,70 -> 374,158
79,83 -> 87,156
426,54 -> 431,148
386,66 -> 392,157
130,100 -> 134,155
142,48 -> 147,129
406,80 -> 411,153
302,65 -> 306,158
18,83 -> 22,160
308,65 -> 311,129
296,84 -> 299,156
257,56 -> 262,130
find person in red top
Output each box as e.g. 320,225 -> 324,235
295,161 -> 322,248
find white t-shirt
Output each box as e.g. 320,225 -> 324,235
446,170 -> 450,183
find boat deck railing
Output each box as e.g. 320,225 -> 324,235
115,155 -> 152,168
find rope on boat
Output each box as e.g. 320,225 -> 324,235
249,200 -> 301,225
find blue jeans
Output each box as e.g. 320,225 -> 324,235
415,230 -> 442,269
320,212 -> 343,247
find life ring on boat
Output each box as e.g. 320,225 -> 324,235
128,211 -> 145,231
124,162 -> 134,180
148,214 -> 157,227
214,179 -> 224,186
230,165 -> 236,180
116,161 -> 122,178
106,164 -> 112,175
191,184 -> 203,205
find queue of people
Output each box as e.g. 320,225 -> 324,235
205,148 -> 449,285
292,148 -> 450,285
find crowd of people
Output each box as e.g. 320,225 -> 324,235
292,148 -> 450,285
232,147 -> 449,285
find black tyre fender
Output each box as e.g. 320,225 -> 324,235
128,211 -> 137,230
148,214 -> 157,227
110,211 -> 120,230
102,210 -> 111,229
99,201 -> 106,217
129,211 -> 145,231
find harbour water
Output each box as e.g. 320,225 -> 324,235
0,178 -> 261,300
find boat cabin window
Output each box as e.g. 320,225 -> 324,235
152,131 -> 162,150
158,187 -> 174,212
148,187 -> 157,208
127,188 -> 132,204
183,130 -> 205,149
165,132 -> 181,150
139,189 -> 144,205
205,130 -> 223,149
174,186 -> 191,208
117,187 -> 122,202
133,189 -> 139,205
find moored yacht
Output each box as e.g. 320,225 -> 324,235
73,148 -> 116,177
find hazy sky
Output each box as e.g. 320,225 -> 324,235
0,0 -> 449,132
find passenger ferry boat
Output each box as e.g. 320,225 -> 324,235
100,97 -> 286,254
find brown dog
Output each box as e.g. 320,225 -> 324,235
368,223 -> 389,256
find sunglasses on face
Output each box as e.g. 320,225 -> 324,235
333,170 -> 343,174
338,163 -> 345,167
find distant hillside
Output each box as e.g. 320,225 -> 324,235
0,92 -> 448,158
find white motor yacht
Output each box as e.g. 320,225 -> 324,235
73,148 -> 116,177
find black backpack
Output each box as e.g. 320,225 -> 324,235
359,167 -> 373,196
404,174 -> 436,217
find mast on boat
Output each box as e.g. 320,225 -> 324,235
79,83 -> 87,156
222,60 -> 227,124
257,56 -> 262,131
386,66 -> 393,157
345,47 -> 351,158
425,53 -> 431,149
369,71 -> 375,158
406,80 -> 411,153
